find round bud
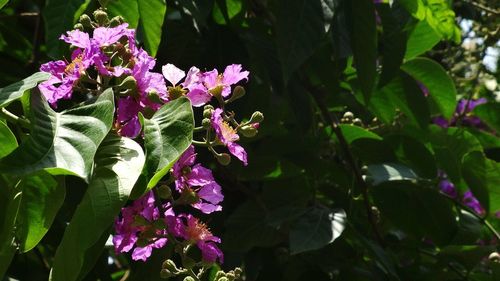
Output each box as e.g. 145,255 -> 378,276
234,268 -> 242,275
73,23 -> 84,31
93,9 -> 109,26
249,111 -> 264,124
203,108 -> 213,119
202,118 -> 211,129
489,252 -> 500,262
79,14 -> 92,28
109,16 -> 124,27
157,185 -> 172,199
160,269 -> 174,279
218,278 -> 229,281
226,86 -> 245,103
343,111 -> 354,121
353,118 -> 363,126
239,125 -> 258,138
216,153 -> 231,166
117,76 -> 137,90
184,277 -> 195,281
204,104 -> 214,111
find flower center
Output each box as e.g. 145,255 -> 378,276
64,54 -> 85,75
186,219 -> 212,242
220,121 -> 239,142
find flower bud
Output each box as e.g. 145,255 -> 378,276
249,111 -> 264,124
117,76 -> 137,90
109,16 -> 124,27
93,9 -> 109,26
343,111 -> 354,121
239,125 -> 258,138
160,269 -> 175,279
203,108 -> 213,119
225,86 -> 245,103
73,23 -> 84,31
202,118 -> 211,129
162,259 -> 182,273
489,252 -> 500,262
157,185 -> 172,199
79,14 -> 92,28
147,91 -> 163,104
353,118 -> 363,126
204,104 -> 214,111
184,277 -> 195,281
217,278 -> 229,281
216,153 -> 231,166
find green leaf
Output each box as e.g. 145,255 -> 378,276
401,57 -> 457,119
405,20 -> 440,60
0,0 -> 8,10
0,89 -> 115,181
44,0 -> 88,58
348,0 -> 377,101
474,103 -> 500,132
289,206 -> 346,254
16,171 -> 65,253
398,0 -> 426,19
0,120 -> 17,159
276,0 -> 325,82
143,97 -> 194,190
462,151 -> 500,214
0,72 -> 50,108
338,124 -> 382,144
50,133 -> 145,281
212,0 -> 242,25
366,163 -> 419,185
371,181 -> 457,245
107,0 -> 139,28
138,0 -> 167,57
439,245 -> 495,271
0,180 -> 21,278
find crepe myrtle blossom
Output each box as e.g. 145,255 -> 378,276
162,64 -> 212,107
211,108 -> 248,165
166,214 -> 223,264
202,64 -> 249,98
438,173 -> 485,215
172,145 -> 223,214
433,98 -> 488,129
113,191 -> 173,261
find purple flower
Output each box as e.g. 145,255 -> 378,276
113,191 -> 173,261
173,146 -> 223,214
433,98 -> 488,129
162,64 -> 212,107
93,23 -> 135,47
211,108 -> 248,165
116,97 -> 142,138
463,190 -> 485,216
166,214 -> 223,264
439,179 -> 457,198
202,64 -> 249,98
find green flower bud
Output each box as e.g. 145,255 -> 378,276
184,277 -> 195,281
79,14 -> 93,28
216,153 -> 231,166
162,259 -> 183,274
117,76 -> 137,90
93,9 -> 109,26
353,118 -> 363,126
343,111 -> 354,121
217,278 -> 229,281
147,91 -> 163,104
225,86 -> 245,103
160,269 -> 175,279
203,108 -> 213,119
248,111 -> 264,124
239,125 -> 258,138
204,104 -> 214,111
157,185 -> 172,199
202,118 -> 211,129
73,23 -> 84,31
109,16 -> 124,27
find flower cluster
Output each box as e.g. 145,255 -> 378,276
438,171 -> 485,216
432,98 -> 488,129
38,9 -> 261,278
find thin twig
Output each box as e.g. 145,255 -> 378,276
0,108 -> 31,128
463,0 -> 500,15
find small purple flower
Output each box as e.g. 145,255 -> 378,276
202,64 -> 249,98
439,179 -> 457,198
166,214 -> 223,264
116,97 -> 142,138
433,98 -> 488,129
211,108 -> 248,165
173,145 -> 223,214
162,64 -> 212,107
463,190 -> 485,216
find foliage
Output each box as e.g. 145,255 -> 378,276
0,0 -> 499,281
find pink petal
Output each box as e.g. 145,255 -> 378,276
162,63 -> 185,86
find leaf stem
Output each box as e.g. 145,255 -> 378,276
0,108 -> 31,128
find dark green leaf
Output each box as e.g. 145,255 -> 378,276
0,120 -> 17,159
0,1 -> 8,10
138,0 -> 167,57
50,133 -> 145,281
371,181 -> 457,245
348,0 -> 377,101
276,0 -> 325,82
401,57 -> 457,119
339,124 -> 382,144
16,171 -> 65,253
439,245 -> 495,271
143,97 -> 194,190
44,0 -> 88,58
0,180 -> 21,278
0,72 -> 50,108
289,206 -> 346,254
462,151 -> 500,214
0,89 -> 115,181
474,103 -> 500,132
366,163 -> 419,185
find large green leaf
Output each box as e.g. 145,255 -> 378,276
401,57 -> 457,119
338,124 -> 382,144
0,72 -> 50,108
405,20 -> 440,60
0,120 -> 17,159
366,163 -> 419,186
0,89 -> 115,181
474,103 -> 500,132
138,0 -> 167,57
371,181 -> 457,245
462,151 -> 500,214
107,0 -> 140,28
349,0 -> 377,101
0,0 -> 8,10
0,179 -> 21,278
276,0 -> 325,82
50,133 -> 145,281
289,206 -> 346,254
16,171 -> 65,253
143,97 -> 194,189
44,0 -> 88,58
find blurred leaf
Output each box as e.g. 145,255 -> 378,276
142,97 -> 193,190
338,124 -> 382,144
401,57 -> 457,119
177,0 -> 214,28
474,103 -> 500,132
366,163 -> 419,185
398,0 -> 426,19
16,171 -> 65,253
348,0 -> 377,101
0,120 -> 17,159
405,20 -> 440,59
438,245 -> 495,271
371,181 -> 457,245
0,72 -> 50,108
0,89 -> 114,181
212,0 -> 242,25
138,0 -> 166,57
0,180 -> 21,277
50,133 -> 145,281
276,0 -> 325,82
44,0 -> 88,58
462,151 -> 500,214
107,0 -> 139,27
289,206 -> 346,254
0,0 -> 8,10
423,0 -> 461,43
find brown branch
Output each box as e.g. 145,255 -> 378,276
463,0 -> 500,15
